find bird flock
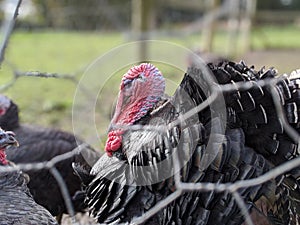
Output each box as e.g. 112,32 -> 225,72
0,60 -> 299,225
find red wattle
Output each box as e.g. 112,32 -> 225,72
0,150 -> 8,165
0,109 -> 5,116
105,130 -> 123,157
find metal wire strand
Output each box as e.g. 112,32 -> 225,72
0,1 -> 299,225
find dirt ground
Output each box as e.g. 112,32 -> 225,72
62,213 -> 96,225
242,49 -> 300,73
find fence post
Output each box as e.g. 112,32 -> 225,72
239,0 -> 257,54
202,0 -> 220,52
226,0 -> 240,58
131,0 -> 155,62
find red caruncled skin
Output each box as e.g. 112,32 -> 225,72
0,150 -> 8,165
105,63 -> 165,157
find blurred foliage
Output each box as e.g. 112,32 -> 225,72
257,0 -> 300,10
31,0 -> 131,30
9,0 -> 300,30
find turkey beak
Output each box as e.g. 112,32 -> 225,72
0,130 -> 19,149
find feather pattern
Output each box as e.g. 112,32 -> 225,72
84,61 -> 300,225
0,165 -> 58,225
0,96 -> 101,217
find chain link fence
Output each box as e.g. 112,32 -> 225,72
0,1 -> 299,225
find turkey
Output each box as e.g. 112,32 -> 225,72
0,127 -> 58,225
75,62 -> 300,224
0,95 -> 101,222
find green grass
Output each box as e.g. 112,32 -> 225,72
0,25 -> 299,150
0,31 -> 124,133
251,25 -> 300,49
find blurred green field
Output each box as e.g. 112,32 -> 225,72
251,25 -> 300,49
0,31 -> 124,133
0,25 -> 299,150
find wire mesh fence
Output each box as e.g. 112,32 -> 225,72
0,1 -> 299,225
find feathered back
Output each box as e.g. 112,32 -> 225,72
0,167 -> 58,225
0,95 -> 101,217
85,62 -> 300,225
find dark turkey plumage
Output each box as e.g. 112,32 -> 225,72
0,127 -> 58,225
0,164 -> 59,225
0,96 -> 101,220
207,62 -> 300,163
77,61 -> 300,225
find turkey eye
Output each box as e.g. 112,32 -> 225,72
123,79 -> 133,89
138,73 -> 145,80
125,81 -> 132,89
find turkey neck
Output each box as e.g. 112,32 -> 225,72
0,163 -> 29,192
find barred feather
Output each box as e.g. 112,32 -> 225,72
85,61 -> 300,225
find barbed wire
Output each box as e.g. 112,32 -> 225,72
0,71 -> 78,92
0,61 -> 98,102
0,1 -> 299,225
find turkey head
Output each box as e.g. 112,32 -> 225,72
105,63 -> 165,157
0,95 -> 11,116
0,128 -> 19,165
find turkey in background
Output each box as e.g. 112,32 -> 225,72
0,95 -> 101,223
0,127 -> 58,225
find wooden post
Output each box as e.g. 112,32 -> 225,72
131,0 -> 155,62
239,0 -> 257,54
202,0 -> 219,52
226,0 -> 240,58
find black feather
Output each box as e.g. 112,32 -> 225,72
0,96 -> 101,218
86,61 -> 300,225
0,163 -> 58,225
